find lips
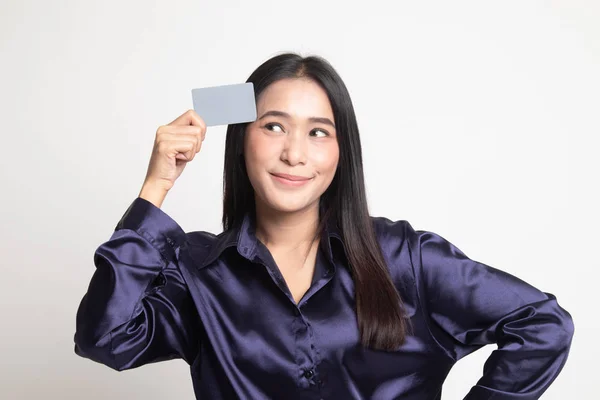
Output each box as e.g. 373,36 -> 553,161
270,173 -> 312,181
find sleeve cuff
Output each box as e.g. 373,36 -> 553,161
115,197 -> 187,262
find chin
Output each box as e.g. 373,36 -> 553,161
268,200 -> 312,214
261,192 -> 318,214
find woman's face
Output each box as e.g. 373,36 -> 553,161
244,78 -> 339,215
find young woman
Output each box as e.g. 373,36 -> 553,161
74,53 -> 574,399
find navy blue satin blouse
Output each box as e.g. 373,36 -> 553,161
74,197 -> 574,399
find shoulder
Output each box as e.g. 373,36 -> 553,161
371,216 -> 411,237
185,229 -> 220,245
370,215 -> 422,247
370,216 -> 460,256
369,216 -> 421,280
180,227 -> 240,271
184,228 -> 233,252
369,216 -> 468,281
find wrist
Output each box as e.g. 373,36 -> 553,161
139,182 -> 169,208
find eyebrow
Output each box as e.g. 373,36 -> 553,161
258,110 -> 336,129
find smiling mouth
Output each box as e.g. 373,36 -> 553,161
270,173 -> 314,187
270,173 -> 312,181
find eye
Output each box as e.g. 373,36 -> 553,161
264,123 -> 284,133
310,128 -> 329,138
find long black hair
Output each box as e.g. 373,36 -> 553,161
222,53 -> 409,350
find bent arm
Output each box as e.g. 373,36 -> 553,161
74,197 -> 200,370
410,227 -> 574,399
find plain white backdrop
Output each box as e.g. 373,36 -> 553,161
1,0 -> 597,398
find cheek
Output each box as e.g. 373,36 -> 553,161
312,145 -> 340,176
244,130 -> 277,175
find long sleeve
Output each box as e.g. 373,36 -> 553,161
74,197 -> 200,371
409,227 -> 574,400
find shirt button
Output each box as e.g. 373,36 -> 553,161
303,369 -> 314,379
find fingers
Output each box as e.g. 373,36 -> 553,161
157,124 -> 204,137
158,133 -> 202,157
164,110 -> 207,142
168,109 -> 207,132
159,139 -> 198,161
156,125 -> 204,153
155,110 -> 207,164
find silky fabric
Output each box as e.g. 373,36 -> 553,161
74,197 -> 574,399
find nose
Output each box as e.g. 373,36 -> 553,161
280,131 -> 307,166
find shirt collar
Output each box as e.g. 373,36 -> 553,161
196,211 -> 343,270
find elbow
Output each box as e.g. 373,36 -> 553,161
74,293 -> 121,370
560,308 -> 575,349
547,293 -> 575,351
74,328 -> 120,371
74,313 -> 152,372
553,309 -> 574,371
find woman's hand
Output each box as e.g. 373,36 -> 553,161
139,109 -> 207,207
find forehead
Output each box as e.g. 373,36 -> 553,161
256,78 -> 334,118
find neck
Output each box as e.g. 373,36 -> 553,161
254,200 -> 320,252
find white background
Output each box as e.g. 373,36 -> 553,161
1,0 -> 597,398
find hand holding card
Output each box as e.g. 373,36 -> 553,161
138,83 -> 256,208
138,109 -> 207,207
